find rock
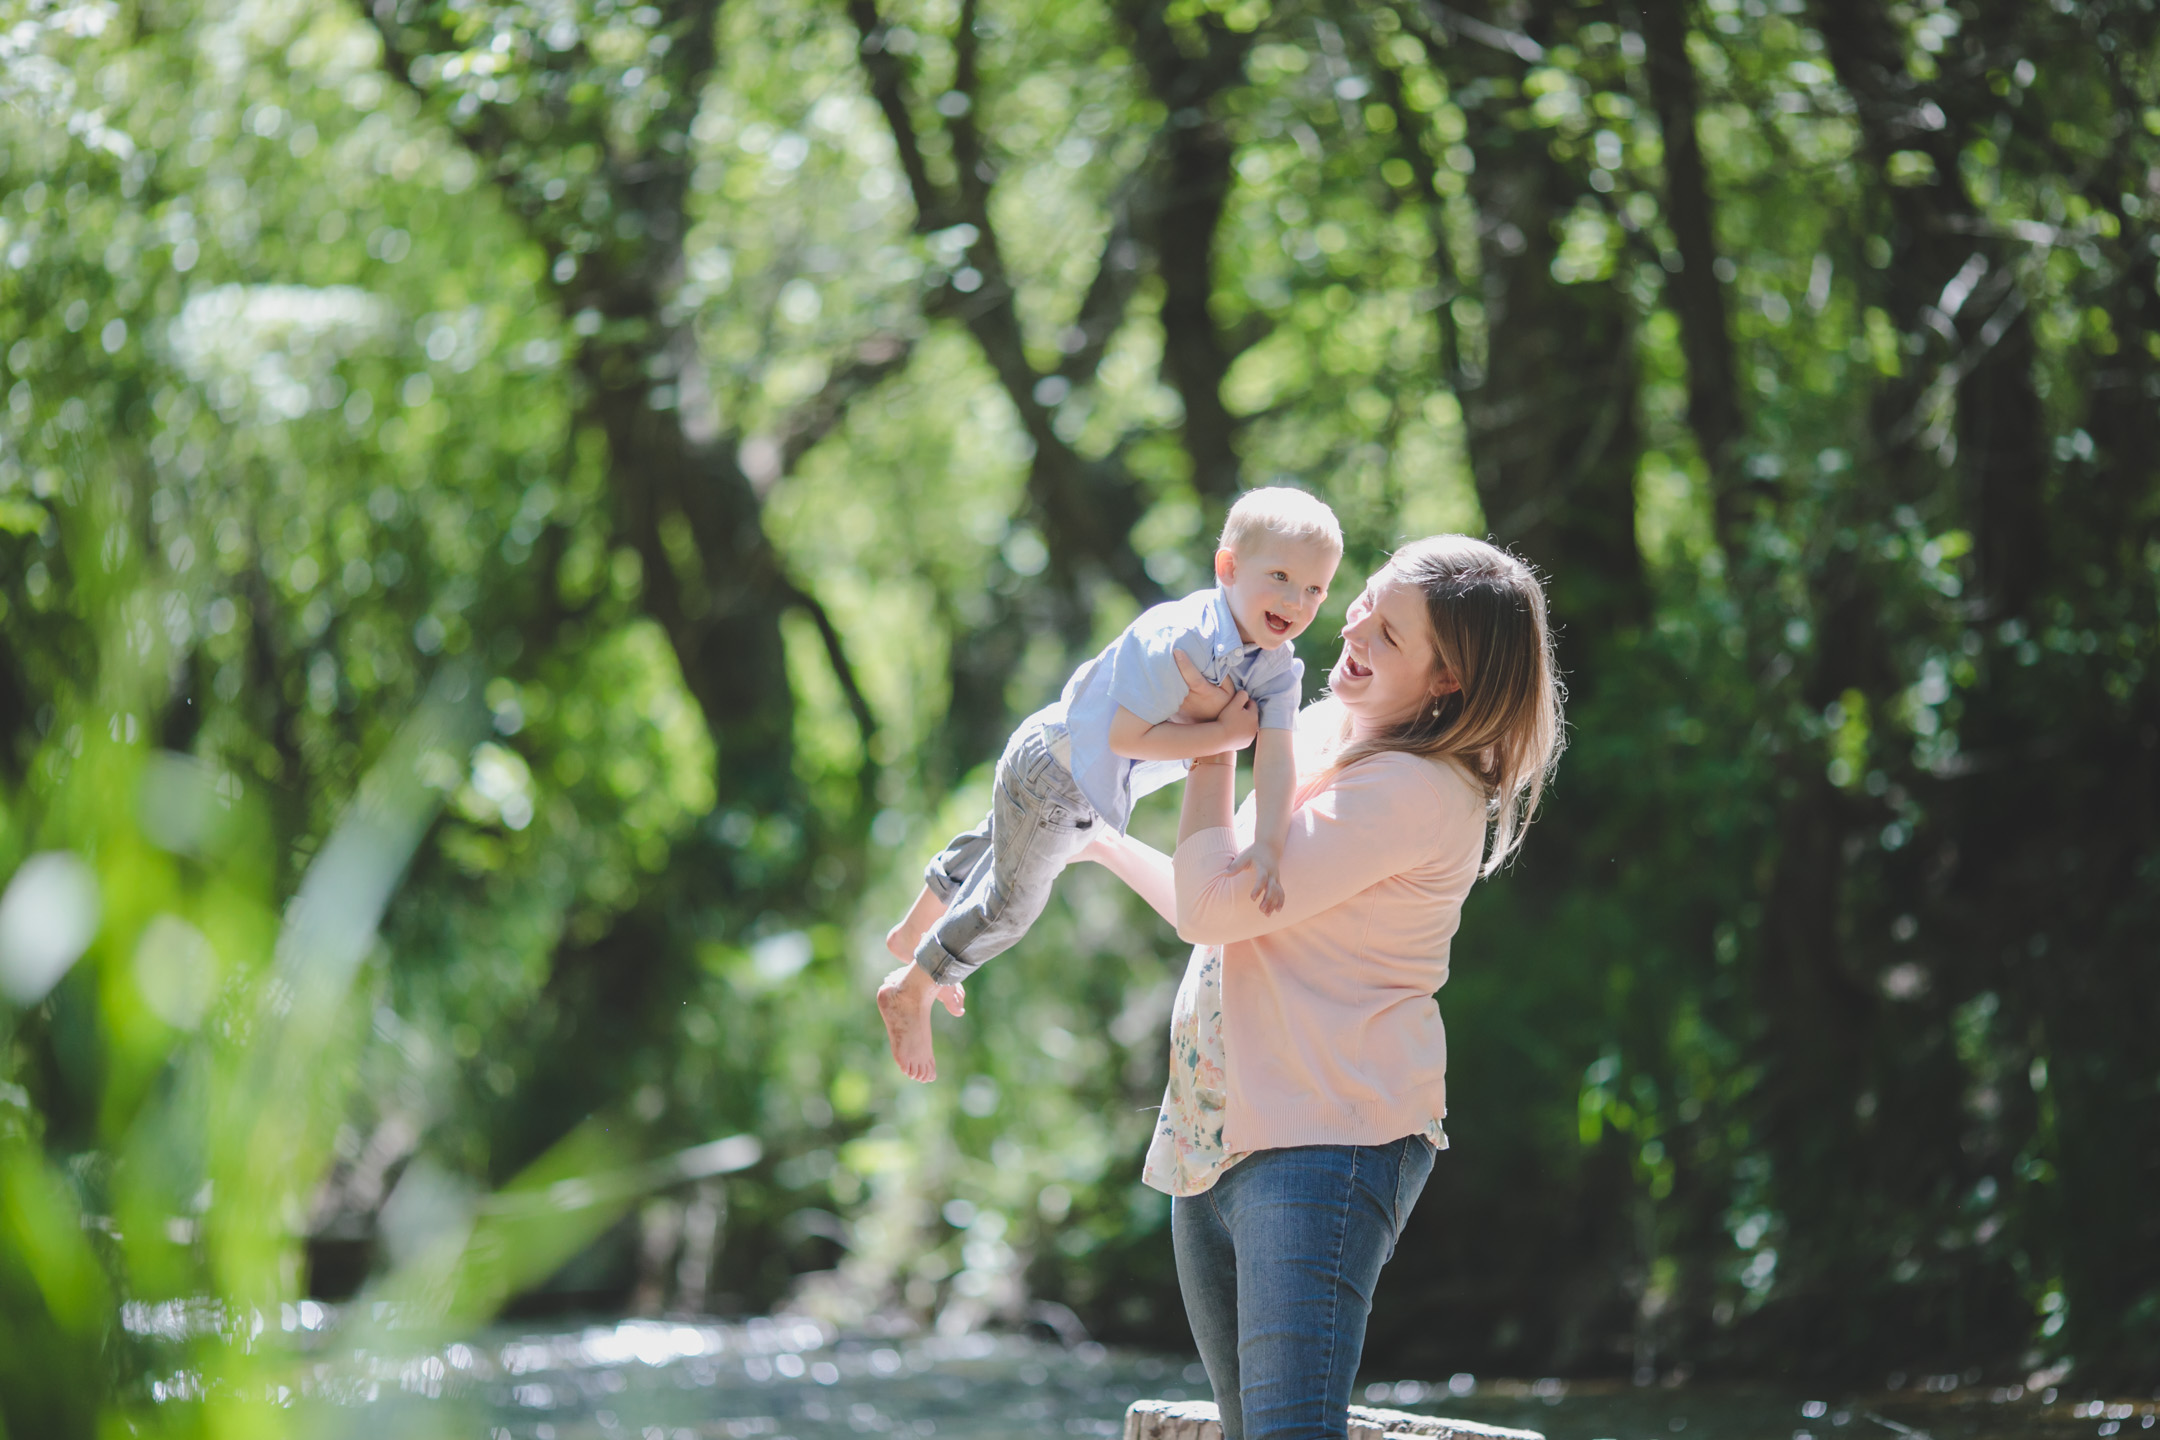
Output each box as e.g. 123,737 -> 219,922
1123,1398 -> 1544,1440
1343,1405 -> 1545,1440
1123,1399 -> 1226,1440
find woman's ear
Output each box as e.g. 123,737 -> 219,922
1432,668 -> 1462,697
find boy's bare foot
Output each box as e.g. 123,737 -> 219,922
882,887 -> 965,1064
879,962 -> 953,1083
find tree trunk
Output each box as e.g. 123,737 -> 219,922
1442,1 -> 1650,662
1637,0 -> 1744,544
1810,0 -> 2047,619
1919,2 -> 2160,1376
1121,0 -> 1255,510
854,0 -> 1273,780
367,1 -> 807,826
583,338 -> 798,818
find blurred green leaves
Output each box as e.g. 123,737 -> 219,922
3,0 -> 2158,1422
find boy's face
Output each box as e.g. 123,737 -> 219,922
1215,535 -> 1340,650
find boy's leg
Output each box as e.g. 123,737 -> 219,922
884,884 -> 949,966
884,885 -> 966,1017
913,782 -> 1092,984
877,814 -> 996,1082
898,807 -> 996,962
887,733 -> 1094,1082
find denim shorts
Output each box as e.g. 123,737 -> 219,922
914,712 -> 1099,985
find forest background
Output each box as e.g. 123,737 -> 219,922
2,0 -> 2156,1431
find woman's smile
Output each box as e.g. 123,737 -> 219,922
1329,569 -> 1457,734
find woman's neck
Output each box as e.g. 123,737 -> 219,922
1341,703 -> 1409,746
1342,720 -> 1382,747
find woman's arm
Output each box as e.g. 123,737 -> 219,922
1174,757 -> 1460,946
1075,661 -> 1248,928
1179,739 -> 1239,844
1072,827 -> 1178,926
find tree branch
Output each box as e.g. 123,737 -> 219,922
771,334 -> 917,483
369,2 -> 844,830
1143,119 -> 1243,503
1359,17 -> 1471,396
779,577 -> 879,760
1638,0 -> 1747,554
848,0 -> 1159,618
1117,0 -> 1255,505
1054,185 -> 1146,385
1810,0 -> 2047,615
847,0 -> 954,229
949,0 -> 992,207
1419,0 -> 1545,63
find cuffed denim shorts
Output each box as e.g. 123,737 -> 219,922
914,711 -> 1099,985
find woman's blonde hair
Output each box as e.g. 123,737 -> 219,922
1322,535 -> 1565,875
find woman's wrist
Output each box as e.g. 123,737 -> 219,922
1190,751 -> 1234,767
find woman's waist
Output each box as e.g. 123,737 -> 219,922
1223,980 -> 1444,1074
1219,1073 -> 1447,1153
1214,930 -> 1454,988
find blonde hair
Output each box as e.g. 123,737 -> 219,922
1321,535 -> 1564,876
1219,486 -> 1343,559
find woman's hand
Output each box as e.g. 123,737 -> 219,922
1171,649 -> 1240,723
1067,833 -> 1112,867
1215,687 -> 1260,752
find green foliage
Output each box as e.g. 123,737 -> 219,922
2,0 -> 2157,1430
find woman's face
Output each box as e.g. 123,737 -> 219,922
1330,568 -> 1455,734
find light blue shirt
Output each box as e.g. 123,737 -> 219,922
1048,586 -> 1305,833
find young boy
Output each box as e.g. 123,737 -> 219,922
878,487 -> 1343,1081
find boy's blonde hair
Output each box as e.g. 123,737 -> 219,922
1219,486 -> 1343,558
1321,535 -> 1565,876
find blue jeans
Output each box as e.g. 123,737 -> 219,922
915,713 -> 1098,985
1172,1138 -> 1437,1440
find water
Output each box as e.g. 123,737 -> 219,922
1366,1376 -> 2158,1440
128,1307 -> 2156,1439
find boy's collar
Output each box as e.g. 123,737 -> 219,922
1206,584 -> 1259,654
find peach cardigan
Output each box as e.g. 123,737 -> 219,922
1172,748 -> 1489,1154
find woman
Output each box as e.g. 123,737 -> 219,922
1077,535 -> 1564,1440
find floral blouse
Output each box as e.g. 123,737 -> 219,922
1142,940 -> 1450,1198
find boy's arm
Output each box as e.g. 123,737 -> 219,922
1250,728 -> 1295,854
1108,698 -> 1257,763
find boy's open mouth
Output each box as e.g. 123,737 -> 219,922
1342,654 -> 1372,678
1264,611 -> 1292,635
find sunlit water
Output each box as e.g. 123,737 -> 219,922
125,1307 -> 2156,1440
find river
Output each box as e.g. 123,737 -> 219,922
128,1308 -> 2153,1439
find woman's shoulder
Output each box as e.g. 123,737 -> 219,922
1339,747 -> 1485,805
1293,701 -> 1488,823
1314,750 -> 1484,852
